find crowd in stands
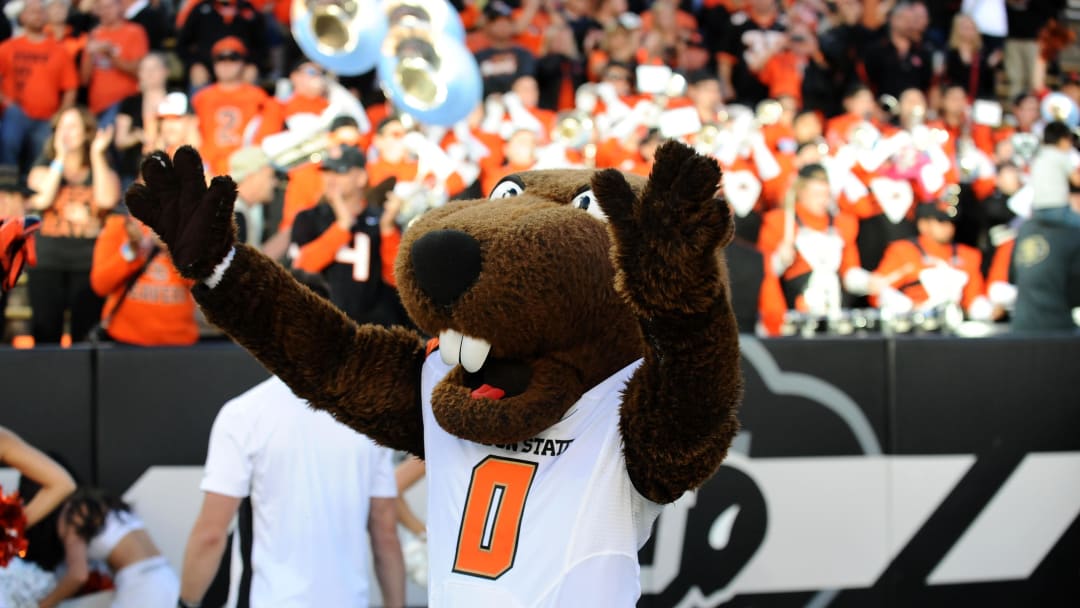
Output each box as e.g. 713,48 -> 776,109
1,0 -> 1079,347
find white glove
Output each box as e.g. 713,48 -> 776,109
879,287 -> 914,315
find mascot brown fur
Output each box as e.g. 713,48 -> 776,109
127,140 -> 742,603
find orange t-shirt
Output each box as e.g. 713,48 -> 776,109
39,173 -> 107,240
90,215 -> 198,346
278,92 -> 331,229
84,22 -> 149,114
0,35 -> 79,120
756,50 -> 805,106
44,24 -> 87,61
192,82 -> 284,175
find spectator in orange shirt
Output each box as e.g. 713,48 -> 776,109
89,213 -> 198,346
80,0 -> 150,126
191,36 -> 283,175
0,0 -> 79,175
44,0 -> 88,61
364,116 -> 468,199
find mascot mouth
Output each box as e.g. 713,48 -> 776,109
439,330 -> 532,400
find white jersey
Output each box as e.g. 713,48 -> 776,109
201,376 -> 397,608
422,354 -> 663,608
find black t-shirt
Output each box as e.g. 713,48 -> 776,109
116,93 -> 145,179
862,36 -> 933,99
945,48 -> 998,100
1011,218 -> 1080,332
290,201 -> 404,327
722,10 -> 789,106
474,44 -> 537,97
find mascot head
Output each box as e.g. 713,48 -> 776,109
396,170 -> 651,445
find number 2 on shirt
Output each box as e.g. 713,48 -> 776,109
453,456 -> 538,579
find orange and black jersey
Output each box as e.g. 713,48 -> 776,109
290,201 -> 404,327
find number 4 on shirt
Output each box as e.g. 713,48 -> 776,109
453,456 -> 538,579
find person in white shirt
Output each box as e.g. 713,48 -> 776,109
178,273 -> 405,608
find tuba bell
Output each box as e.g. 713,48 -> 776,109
376,0 -> 481,126
291,0 -> 388,75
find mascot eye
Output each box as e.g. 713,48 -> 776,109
571,189 -> 606,221
489,178 -> 525,199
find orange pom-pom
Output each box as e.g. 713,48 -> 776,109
1038,19 -> 1076,62
0,485 -> 29,567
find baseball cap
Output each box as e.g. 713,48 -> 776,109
320,145 -> 366,173
615,12 -> 642,30
0,165 -> 34,196
229,147 -> 272,182
212,36 -> 247,60
157,92 -> 190,118
916,199 -> 959,222
329,115 -> 360,132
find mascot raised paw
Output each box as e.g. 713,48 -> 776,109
127,141 -> 742,606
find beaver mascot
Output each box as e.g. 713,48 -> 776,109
127,139 -> 742,606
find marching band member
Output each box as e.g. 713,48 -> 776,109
365,116 -> 470,204
873,199 -> 993,321
758,164 -> 877,317
481,128 -> 541,196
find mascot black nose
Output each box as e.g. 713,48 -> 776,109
410,229 -> 482,308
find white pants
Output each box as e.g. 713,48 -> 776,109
112,556 -> 179,608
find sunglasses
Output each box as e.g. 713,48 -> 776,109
214,53 -> 244,62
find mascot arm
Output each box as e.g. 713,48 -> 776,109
126,147 -> 427,456
592,141 -> 743,505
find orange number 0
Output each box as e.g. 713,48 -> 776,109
453,456 -> 538,579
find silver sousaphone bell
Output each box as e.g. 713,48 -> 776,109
291,0 -> 388,75
376,0 -> 481,126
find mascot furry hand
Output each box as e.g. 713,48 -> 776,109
128,141 -> 742,605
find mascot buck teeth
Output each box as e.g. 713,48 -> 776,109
127,139 -> 742,606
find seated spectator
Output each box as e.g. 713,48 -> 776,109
0,0 -> 79,176
89,213 -> 198,346
80,0 -> 149,127
27,106 -> 119,344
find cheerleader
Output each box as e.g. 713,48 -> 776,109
38,488 -> 177,608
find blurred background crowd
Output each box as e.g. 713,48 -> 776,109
1,0 -> 1080,347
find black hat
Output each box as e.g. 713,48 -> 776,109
320,145 -> 366,173
797,163 -> 828,180
329,115 -> 360,132
484,0 -> 514,20
0,165 -> 35,196
916,200 -> 958,222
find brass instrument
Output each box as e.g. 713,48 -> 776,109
376,0 -> 481,126
290,0 -> 388,75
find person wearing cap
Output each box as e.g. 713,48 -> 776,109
79,0 -> 149,126
289,145 -> 406,326
151,91 -> 201,156
474,0 -> 537,97
191,36 -> 283,176
873,199 -> 993,319
759,163 -> 878,316
229,146 -> 289,260
177,0 -> 266,90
